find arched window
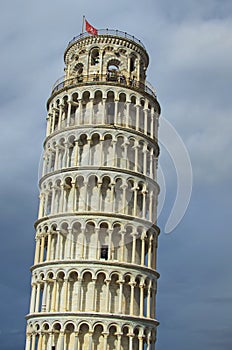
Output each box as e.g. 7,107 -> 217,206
73,63 -> 84,82
99,222 -> 109,260
75,176 -> 85,212
67,135 -> 75,167
78,323 -> 90,348
90,133 -> 100,165
118,93 -> 126,125
82,273 -> 92,311
130,54 -> 136,73
82,91 -> 90,124
64,323 -> 75,349
90,48 -> 100,66
100,176 -> 111,212
64,177 -> 72,211
93,90 -> 103,123
107,59 -> 121,81
106,91 -> 115,124
70,92 -> 79,126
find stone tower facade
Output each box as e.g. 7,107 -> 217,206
25,29 -> 161,350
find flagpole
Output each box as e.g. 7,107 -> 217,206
82,15 -> 85,34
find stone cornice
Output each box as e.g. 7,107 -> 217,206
30,259 -> 160,279
25,311 -> 159,327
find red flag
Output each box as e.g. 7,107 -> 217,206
85,20 -> 98,35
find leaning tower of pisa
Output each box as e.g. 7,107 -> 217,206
25,28 -> 161,350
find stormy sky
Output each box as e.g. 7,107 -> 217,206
0,0 -> 232,349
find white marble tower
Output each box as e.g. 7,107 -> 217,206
25,29 -> 161,350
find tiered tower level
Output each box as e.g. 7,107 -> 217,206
25,29 -> 161,350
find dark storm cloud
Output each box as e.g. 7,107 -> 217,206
0,1 -> 231,349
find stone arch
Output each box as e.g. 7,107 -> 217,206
46,271 -> 55,312
114,177 -> 123,213
56,271 -> 65,312
63,176 -> 73,212
75,175 -> 85,212
71,221 -> 83,259
100,175 -> 112,212
143,328 -> 151,349
67,270 -> 79,311
52,322 -> 62,349
90,46 -> 100,66
106,90 -> 115,124
134,275 -> 142,316
69,92 -> 79,126
49,142 -> 56,173
85,221 -> 96,259
53,100 -> 60,131
78,323 -> 90,349
38,272 -> 45,281
92,323 -> 104,349
87,175 -> 99,212
81,90 -> 91,124
73,62 -> 83,75
115,134 -> 124,168
78,133 -> 88,166
93,89 -> 103,101
109,273 -> 120,313
81,271 -> 93,312
144,277 -> 150,317
64,322 -> 76,349
107,325 -> 118,350
49,224 -> 59,260
122,274 -> 132,315
126,178 -> 135,216
128,138 -> 136,171
132,327 -> 140,349
137,139 -> 145,174
71,91 -> 79,102
90,133 -> 101,165
130,94 -> 137,103
57,137 -> 65,168
93,90 -> 103,124
147,103 -> 152,136
145,184 -> 151,220
124,225 -> 133,262
118,92 -> 126,125
103,133 -> 113,166
33,322 -> 40,332
121,325 -> 130,350
41,322 -> 50,332
60,221 -> 69,260
67,135 -> 76,167
95,272 -> 107,313
53,178 -> 62,213
139,98 -> 145,133
98,222 -> 109,260
112,222 -> 122,261
129,52 -> 138,75
60,95 -> 68,128
146,144 -> 152,176
128,95 -> 136,129
103,44 -> 114,53
46,182 -> 52,216
106,58 -> 121,82
137,181 -> 145,217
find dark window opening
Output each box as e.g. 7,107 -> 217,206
101,245 -> 108,260
91,49 -> 100,66
130,56 -> 136,72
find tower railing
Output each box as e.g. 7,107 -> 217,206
51,73 -> 157,98
67,29 -> 146,49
